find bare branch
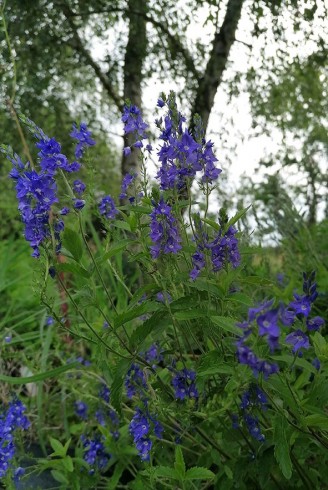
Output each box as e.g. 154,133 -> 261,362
59,2 -> 123,111
57,4 -> 199,80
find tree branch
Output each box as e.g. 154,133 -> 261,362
59,2 -> 123,111
190,0 -> 245,133
58,4 -> 199,80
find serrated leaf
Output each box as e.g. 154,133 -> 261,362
185,467 -> 215,480
273,414 -> 292,479
228,293 -> 253,306
211,316 -> 240,335
174,446 -> 186,479
107,463 -> 126,490
56,262 -> 91,279
304,414 -> 328,430
100,239 -> 132,262
129,311 -> 168,350
51,470 -> 69,484
114,302 -> 160,329
201,217 -> 220,231
0,361 -> 79,384
50,437 -> 66,457
174,309 -> 206,321
198,350 -> 234,377
62,228 -> 83,262
62,455 -> 74,472
153,466 -> 179,479
112,220 -> 131,231
111,358 -> 131,414
225,205 -> 251,231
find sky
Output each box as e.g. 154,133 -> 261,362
90,0 -> 327,225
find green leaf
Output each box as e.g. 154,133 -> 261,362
129,311 -> 168,350
225,205 -> 251,231
174,446 -> 186,480
111,358 -> 131,414
201,217 -> 220,231
185,467 -> 215,480
312,331 -> 328,359
210,316 -> 240,335
198,350 -> 234,377
62,456 -> 74,472
50,437 -> 66,457
153,466 -> 179,479
304,414 -> 328,430
107,463 -> 126,490
111,220 -> 131,232
174,309 -> 206,321
0,361 -> 79,384
273,414 -> 293,479
62,228 -> 83,262
227,293 -> 253,307
100,240 -> 132,262
56,262 -> 91,279
114,302 -> 160,329
51,470 -> 69,485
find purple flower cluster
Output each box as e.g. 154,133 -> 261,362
70,122 -> 96,159
121,105 -> 149,154
119,172 -> 137,200
149,197 -> 182,258
236,272 -> 324,375
99,195 -> 119,220
208,226 -> 240,272
129,407 -> 163,461
155,101 -> 221,190
233,384 -> 267,442
95,408 -> 120,440
171,368 -> 198,401
81,435 -> 110,474
0,399 -> 30,479
190,219 -> 240,280
125,364 -> 148,399
3,119 -> 95,256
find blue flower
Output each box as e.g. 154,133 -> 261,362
70,122 -> 96,159
81,435 -> 110,472
99,195 -> 119,219
306,316 -> 324,331
73,179 -> 86,195
285,330 -> 310,353
171,368 -> 198,400
125,364 -> 147,399
121,105 -> 148,141
129,407 -> 163,461
149,197 -> 182,258
119,173 -> 137,200
75,401 -> 88,420
73,199 -> 85,210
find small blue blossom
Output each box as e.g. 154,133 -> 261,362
306,316 -> 324,331
70,122 -> 96,159
75,401 -> 88,420
73,199 -> 85,210
285,330 -> 310,353
149,197 -> 182,258
125,364 -> 147,399
99,195 -> 119,219
171,368 -> 198,400
120,173 -> 137,200
121,105 -> 148,142
73,179 -> 86,195
81,435 -> 110,472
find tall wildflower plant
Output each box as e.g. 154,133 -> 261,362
1,92 -> 327,488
